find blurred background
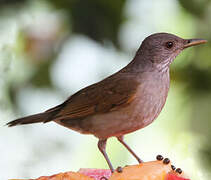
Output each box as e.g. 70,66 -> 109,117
0,0 -> 210,179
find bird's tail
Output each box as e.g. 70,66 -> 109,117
6,112 -> 53,127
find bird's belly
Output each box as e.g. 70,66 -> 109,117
84,86 -> 168,139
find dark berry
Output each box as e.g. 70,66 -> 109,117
163,158 -> 170,164
116,166 -> 123,173
176,168 -> 182,174
171,165 -> 176,171
156,155 -> 164,161
100,177 -> 108,180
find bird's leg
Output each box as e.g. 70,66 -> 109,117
117,136 -> 143,163
98,139 -> 114,173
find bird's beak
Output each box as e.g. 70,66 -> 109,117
184,39 -> 207,48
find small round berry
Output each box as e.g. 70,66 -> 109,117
163,158 -> 170,164
171,165 -> 176,171
156,155 -> 164,161
116,166 -> 123,173
176,168 -> 182,174
100,177 -> 108,180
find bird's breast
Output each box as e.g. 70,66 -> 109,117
131,72 -> 170,128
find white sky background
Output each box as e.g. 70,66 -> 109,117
0,0 -> 209,180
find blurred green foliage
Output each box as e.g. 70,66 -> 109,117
51,0 -> 126,47
0,0 -> 26,7
178,0 -> 209,18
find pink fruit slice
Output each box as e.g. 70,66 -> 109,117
166,173 -> 190,180
79,168 -> 112,180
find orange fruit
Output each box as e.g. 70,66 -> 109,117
11,160 -> 190,180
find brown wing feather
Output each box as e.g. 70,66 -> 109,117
49,75 -> 139,121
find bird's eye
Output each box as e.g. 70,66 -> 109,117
165,41 -> 174,49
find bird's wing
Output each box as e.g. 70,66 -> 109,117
47,75 -> 139,121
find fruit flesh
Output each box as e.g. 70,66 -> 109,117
110,161 -> 172,180
11,160 -> 190,180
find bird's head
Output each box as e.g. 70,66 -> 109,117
137,33 -> 207,71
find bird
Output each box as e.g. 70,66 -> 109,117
7,33 -> 207,172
